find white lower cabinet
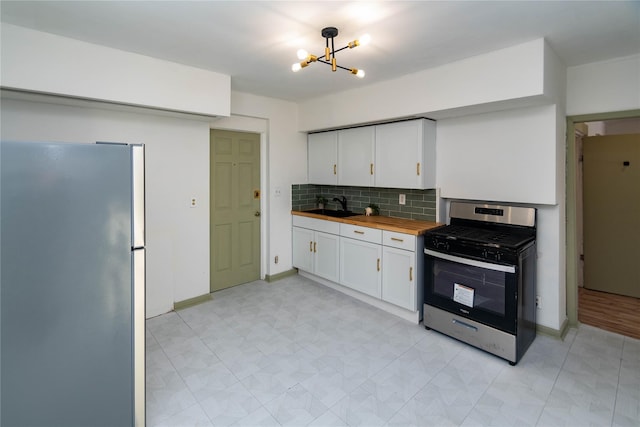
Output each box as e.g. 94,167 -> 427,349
314,232 -> 340,282
293,215 -> 423,323
381,230 -> 423,312
340,237 -> 382,298
382,246 -> 415,310
292,226 -> 314,272
292,216 -> 340,283
292,227 -> 340,282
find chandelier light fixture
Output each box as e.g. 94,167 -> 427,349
292,27 -> 370,78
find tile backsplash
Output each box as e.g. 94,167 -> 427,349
292,184 -> 437,221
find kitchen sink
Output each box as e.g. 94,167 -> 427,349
304,209 -> 360,218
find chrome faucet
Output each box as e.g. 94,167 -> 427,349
333,196 -> 348,211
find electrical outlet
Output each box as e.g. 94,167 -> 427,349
536,295 -> 541,309
190,197 -> 197,208
274,255 -> 279,264
399,194 -> 406,205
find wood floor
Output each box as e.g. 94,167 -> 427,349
578,287 -> 640,339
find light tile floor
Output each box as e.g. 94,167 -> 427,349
147,275 -> 640,426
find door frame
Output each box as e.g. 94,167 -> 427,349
210,116 -> 268,281
565,109 -> 640,327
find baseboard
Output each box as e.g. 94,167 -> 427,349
264,268 -> 297,282
298,271 -> 421,324
173,293 -> 213,310
536,317 -> 570,340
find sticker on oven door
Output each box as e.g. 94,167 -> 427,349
453,283 -> 475,308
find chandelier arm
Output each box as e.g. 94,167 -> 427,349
316,59 -> 353,72
312,45 -> 349,59
332,45 -> 351,55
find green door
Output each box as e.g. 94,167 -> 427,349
210,129 -> 261,292
583,134 -> 640,298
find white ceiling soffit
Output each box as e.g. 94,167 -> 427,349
1,1 -> 639,102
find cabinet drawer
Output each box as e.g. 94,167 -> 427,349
292,216 -> 340,234
382,231 -> 415,251
340,223 -> 382,244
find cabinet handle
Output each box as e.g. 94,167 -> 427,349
377,258 -> 380,271
370,163 -> 374,175
353,230 -> 365,235
309,241 -> 313,252
313,242 -> 317,253
409,267 -> 413,281
391,237 -> 404,242
333,164 -> 337,175
416,162 -> 421,176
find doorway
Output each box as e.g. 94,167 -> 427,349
582,133 -> 639,297
210,129 -> 261,292
567,113 -> 640,338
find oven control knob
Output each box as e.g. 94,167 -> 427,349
436,241 -> 448,251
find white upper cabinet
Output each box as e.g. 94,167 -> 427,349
338,126 -> 375,187
308,131 -> 337,185
308,119 -> 436,189
375,119 -> 436,189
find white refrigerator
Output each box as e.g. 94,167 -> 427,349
1,141 -> 145,426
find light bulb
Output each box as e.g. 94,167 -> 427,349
296,49 -> 309,60
359,34 -> 371,46
356,69 -> 365,78
291,63 -> 302,72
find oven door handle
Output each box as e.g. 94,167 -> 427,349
424,249 -> 516,273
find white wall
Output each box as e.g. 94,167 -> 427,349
567,54 -> 640,116
1,96 -> 211,318
1,24 -> 230,117
298,39 -> 548,131
437,105 -> 558,205
0,24 -> 307,318
227,92 -> 307,276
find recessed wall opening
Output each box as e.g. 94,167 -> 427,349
568,114 -> 640,339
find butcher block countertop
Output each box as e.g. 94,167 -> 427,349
292,210 -> 444,236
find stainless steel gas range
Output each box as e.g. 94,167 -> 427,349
423,201 -> 537,365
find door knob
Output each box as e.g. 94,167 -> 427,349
254,211 -> 261,217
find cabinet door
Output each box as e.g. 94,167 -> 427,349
338,127 -> 375,186
292,227 -> 314,272
308,131 -> 338,185
375,119 -> 435,189
314,231 -> 340,282
382,246 -> 416,310
340,237 -> 382,298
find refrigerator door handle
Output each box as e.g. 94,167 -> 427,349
132,248 -> 146,427
131,145 -> 145,249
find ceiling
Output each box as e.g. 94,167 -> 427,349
1,1 -> 639,102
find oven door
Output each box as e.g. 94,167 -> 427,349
424,249 -> 518,334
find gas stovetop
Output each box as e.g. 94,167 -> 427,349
425,202 -> 537,263
426,224 -> 535,250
